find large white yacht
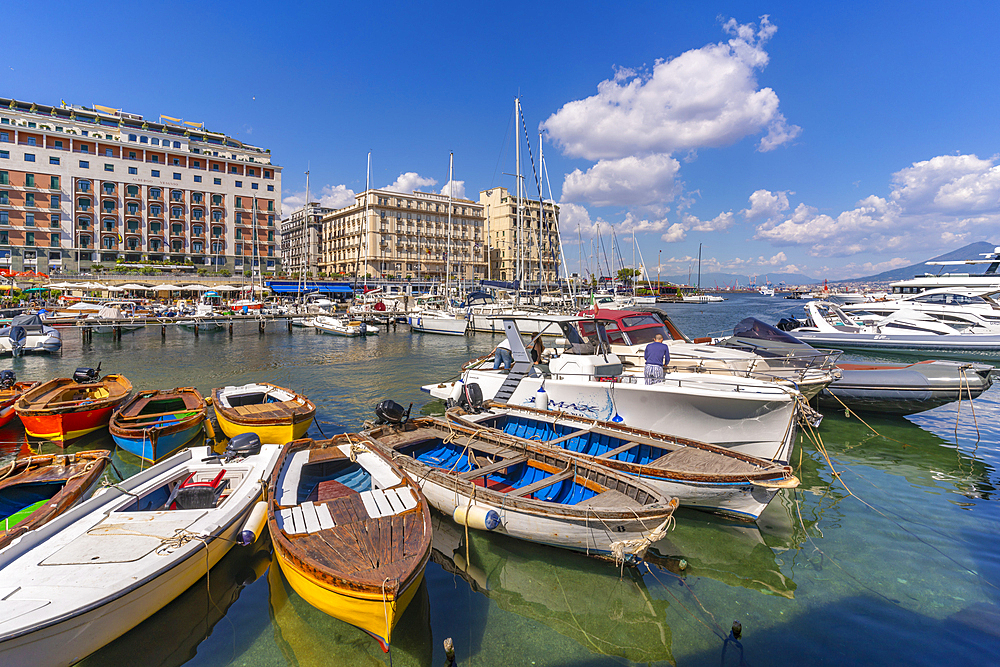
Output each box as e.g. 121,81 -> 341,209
889,246 -> 1000,294
843,287 -> 1000,331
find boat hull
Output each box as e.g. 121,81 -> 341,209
274,548 -> 424,650
19,406 -> 117,444
408,315 -> 468,336
792,331 -> 1000,358
215,410 -> 311,443
111,420 -> 205,462
0,400 -> 17,428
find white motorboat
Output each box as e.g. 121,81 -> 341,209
408,298 -> 468,336
888,245 -> 1000,294
424,316 -> 801,463
581,308 -> 839,400
0,440 -> 281,667
312,315 -> 375,337
0,314 -> 62,356
460,292 -> 563,336
681,293 -> 725,303
842,287 -> 1000,330
758,286 -> 775,297
85,305 -> 144,335
777,301 -> 1000,357
176,304 -> 225,332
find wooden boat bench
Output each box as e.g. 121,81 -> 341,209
596,441 -> 643,460
544,428 -> 592,447
647,447 -> 756,474
510,468 -> 575,497
278,500 -> 337,535
358,486 -> 418,519
576,489 -> 644,510
457,453 -> 529,480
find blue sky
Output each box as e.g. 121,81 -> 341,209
3,1 -> 1000,280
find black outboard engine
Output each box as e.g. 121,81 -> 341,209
776,318 -> 800,332
226,432 -> 262,458
0,370 -> 15,390
73,366 -> 101,384
375,399 -> 410,425
458,382 -> 485,413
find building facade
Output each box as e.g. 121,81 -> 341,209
318,189 -> 487,281
0,97 -> 281,275
479,187 -> 560,284
280,202 -> 331,276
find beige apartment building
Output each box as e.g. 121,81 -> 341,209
479,186 -> 560,284
280,202 -> 331,275
317,189 -> 486,281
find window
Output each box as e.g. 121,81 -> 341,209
173,141 -> 180,148
24,153 -> 35,162
102,236 -> 114,249
212,226 -> 222,237
0,212 -> 6,224
128,167 -> 137,175
212,194 -> 223,205
26,193 -> 35,207
171,239 -> 182,252
50,195 -> 59,209
267,200 -> 274,212
79,144 -> 89,153
0,151 -> 8,159
235,181 -> 242,188
213,178 -> 221,185
192,241 -> 203,253
192,193 -> 203,204
171,206 -> 182,218
126,185 -> 138,197
211,164 -> 219,172
264,170 -> 271,178
128,151 -> 136,160
212,242 -> 222,253
236,212 -> 243,224
0,230 -> 7,243
151,155 -> 159,163
50,213 -> 60,227
172,158 -> 179,166
25,174 -> 34,188
268,215 -> 274,226
235,228 -> 243,239
234,196 -> 242,208
78,216 -> 91,228
0,191 -> 6,205
150,222 -> 161,233
102,182 -> 114,195
25,137 -> 36,146
151,138 -> 159,146
150,188 -> 161,199
25,213 -> 34,226
194,175 -> 202,183
0,172 -> 6,185
173,172 -> 181,180
247,168 -> 255,176
102,199 -> 115,212
49,156 -> 60,165
140,136 -> 148,144
50,176 -> 58,189
171,223 -> 182,235
267,184 -> 274,191
235,243 -> 243,254
192,209 -> 203,220
25,232 -> 34,246
127,219 -> 139,232
128,134 -> 137,142
267,230 -> 274,242
229,166 -> 238,174
212,210 -> 222,222
103,149 -> 112,157
54,140 -> 63,149
251,182 -> 258,190
78,180 -> 91,192
0,132 -> 7,142
102,217 -> 115,231
192,160 -> 201,168
104,163 -> 113,172
151,169 -> 160,177
193,224 -> 202,235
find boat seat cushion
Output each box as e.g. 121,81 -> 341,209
355,451 -> 401,489
358,487 -> 417,518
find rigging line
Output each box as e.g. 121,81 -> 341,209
642,562 -> 727,641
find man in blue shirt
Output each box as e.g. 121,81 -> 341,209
644,334 -> 670,384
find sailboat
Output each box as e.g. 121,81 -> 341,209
407,153 -> 469,336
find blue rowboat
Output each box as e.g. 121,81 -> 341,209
110,388 -> 207,462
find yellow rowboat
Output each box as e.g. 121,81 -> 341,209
266,434 -> 432,651
212,383 -> 316,444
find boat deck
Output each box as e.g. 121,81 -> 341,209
647,447 -> 762,475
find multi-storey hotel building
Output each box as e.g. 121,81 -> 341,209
280,202 -> 331,276
318,189 -> 486,281
479,187 -> 560,284
0,97 -> 281,275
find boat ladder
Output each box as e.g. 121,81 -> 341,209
493,360 -> 532,404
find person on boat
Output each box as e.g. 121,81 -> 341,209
530,336 -> 545,364
494,338 -> 513,370
644,333 -> 670,384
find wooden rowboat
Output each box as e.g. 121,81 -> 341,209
0,376 -> 37,428
212,383 -> 316,444
0,442 -> 281,667
267,434 -> 432,652
109,388 -> 208,462
448,402 -> 800,521
361,413 -> 679,564
0,450 -> 111,551
15,372 -> 133,444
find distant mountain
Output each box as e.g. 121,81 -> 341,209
841,241 -> 998,283
652,271 -> 820,288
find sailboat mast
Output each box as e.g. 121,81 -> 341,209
515,96 -> 523,304
301,168 -> 310,303
697,242 -> 702,290
363,152 -> 371,289
447,152 -> 453,299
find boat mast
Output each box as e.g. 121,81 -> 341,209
447,152 -> 453,300
515,96 -> 523,305
697,242 -> 702,290
363,152 -> 371,290
300,167 -> 310,305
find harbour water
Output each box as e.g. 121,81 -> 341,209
2,293 -> 998,666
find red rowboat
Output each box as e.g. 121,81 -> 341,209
15,370 -> 133,445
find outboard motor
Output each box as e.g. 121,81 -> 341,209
458,382 -> 485,413
226,432 -> 262,458
375,399 -> 410,425
73,365 -> 101,384
8,325 -> 27,358
776,318 -> 800,332
0,370 -> 15,390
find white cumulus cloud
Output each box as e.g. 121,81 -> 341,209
542,16 -> 799,161
741,189 -> 791,221
282,183 -> 357,214
439,180 -> 467,200
562,154 -> 681,207
384,172 -> 437,194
